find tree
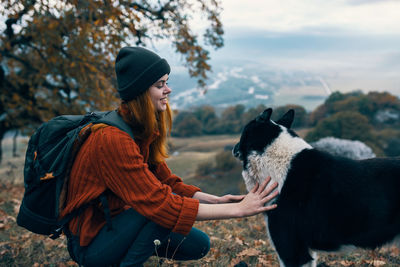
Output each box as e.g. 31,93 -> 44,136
0,0 -> 224,163
305,111 -> 375,151
272,104 -> 308,128
216,104 -> 245,134
308,91 -> 400,127
192,105 -> 219,134
172,111 -> 202,137
241,104 -> 267,126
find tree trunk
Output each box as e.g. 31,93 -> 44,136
0,129 -> 4,164
12,129 -> 19,157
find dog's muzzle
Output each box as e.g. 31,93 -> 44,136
233,143 -> 242,160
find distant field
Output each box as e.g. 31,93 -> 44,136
0,134 -> 240,184
167,134 -> 239,179
0,131 -> 311,184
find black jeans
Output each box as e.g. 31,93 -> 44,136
67,208 -> 210,267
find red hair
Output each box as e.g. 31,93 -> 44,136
118,90 -> 172,165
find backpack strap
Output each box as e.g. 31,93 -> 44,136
89,110 -> 133,233
53,111 -> 132,240
52,202 -> 92,239
95,110 -> 134,140
99,193 -> 113,231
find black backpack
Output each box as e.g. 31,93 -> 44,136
17,110 -> 134,239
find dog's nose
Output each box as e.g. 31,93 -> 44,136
233,143 -> 241,159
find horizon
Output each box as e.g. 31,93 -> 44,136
159,0 -> 400,110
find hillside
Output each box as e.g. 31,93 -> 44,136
168,68 -> 328,112
1,135 -> 399,266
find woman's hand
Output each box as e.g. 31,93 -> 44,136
217,194 -> 245,204
193,191 -> 245,204
196,176 -> 278,221
238,177 -> 278,217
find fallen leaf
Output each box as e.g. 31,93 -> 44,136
390,246 -> 400,257
338,260 -> 353,266
235,237 -> 244,245
254,239 -> 266,247
237,248 -> 261,257
364,259 -> 386,266
257,255 -> 275,266
210,236 -> 220,241
252,224 -> 264,232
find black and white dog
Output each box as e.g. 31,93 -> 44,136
233,108 -> 400,267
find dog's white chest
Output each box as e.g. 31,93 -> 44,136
242,128 -> 311,193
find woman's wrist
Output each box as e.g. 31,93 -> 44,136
193,191 -> 220,204
233,202 -> 244,218
196,202 -> 242,220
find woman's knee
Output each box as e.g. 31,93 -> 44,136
185,228 -> 210,260
197,231 -> 210,259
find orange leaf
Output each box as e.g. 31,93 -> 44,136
339,260 -> 353,266
237,248 -> 261,257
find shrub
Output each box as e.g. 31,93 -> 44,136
215,150 -> 238,171
172,112 -> 202,137
305,111 -> 373,143
196,161 -> 215,176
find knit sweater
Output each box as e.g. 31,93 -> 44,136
60,125 -> 201,246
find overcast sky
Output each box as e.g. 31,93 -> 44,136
220,0 -> 400,35
183,0 -> 400,96
2,1 -> 399,98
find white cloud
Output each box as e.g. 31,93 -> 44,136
221,0 -> 400,35
255,94 -> 269,100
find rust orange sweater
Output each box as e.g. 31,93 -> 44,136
61,126 -> 201,246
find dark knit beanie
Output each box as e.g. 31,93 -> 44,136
115,47 -> 171,101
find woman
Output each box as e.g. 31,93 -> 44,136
61,46 -> 278,266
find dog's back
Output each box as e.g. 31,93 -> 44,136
268,149 -> 400,257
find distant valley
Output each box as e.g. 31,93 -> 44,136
168,65 -> 330,112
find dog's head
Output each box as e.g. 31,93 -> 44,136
233,108 -> 296,166
233,108 -> 308,191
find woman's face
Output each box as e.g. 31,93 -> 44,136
149,74 -> 171,112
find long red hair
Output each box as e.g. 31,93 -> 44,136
118,90 -> 172,165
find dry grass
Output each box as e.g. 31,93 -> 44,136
167,135 -> 239,179
0,137 -> 27,185
1,134 -> 400,266
169,135 -> 239,153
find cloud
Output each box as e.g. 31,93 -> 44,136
346,0 -> 396,5
221,0 -> 400,35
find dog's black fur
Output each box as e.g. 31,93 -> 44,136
233,108 -> 400,267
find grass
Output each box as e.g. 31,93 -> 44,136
167,134 -> 239,179
1,134 -> 400,266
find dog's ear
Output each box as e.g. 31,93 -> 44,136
256,108 -> 272,123
277,109 -> 295,128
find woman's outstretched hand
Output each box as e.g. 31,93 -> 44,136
196,176 -> 278,221
238,177 -> 278,217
